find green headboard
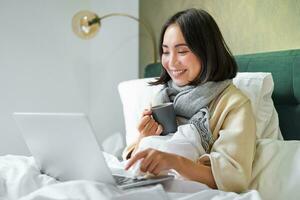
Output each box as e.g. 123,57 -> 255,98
144,49 -> 300,140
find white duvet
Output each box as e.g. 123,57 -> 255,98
1,139 -> 300,200
0,155 -> 261,200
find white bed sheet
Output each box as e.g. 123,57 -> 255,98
0,154 -> 262,200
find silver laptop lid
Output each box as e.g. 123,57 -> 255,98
13,112 -> 115,185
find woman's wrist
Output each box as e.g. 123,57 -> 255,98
171,154 -> 217,189
171,154 -> 186,172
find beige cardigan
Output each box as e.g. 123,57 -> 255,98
123,84 -> 256,193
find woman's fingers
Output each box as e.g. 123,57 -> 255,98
155,125 -> 163,135
152,164 -> 161,176
137,115 -> 151,131
143,119 -> 155,133
145,159 -> 159,174
125,149 -> 149,170
142,109 -> 152,116
140,152 -> 154,172
148,121 -> 159,134
138,106 -> 162,136
126,149 -> 173,176
127,148 -> 158,173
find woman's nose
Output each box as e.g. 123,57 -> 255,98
168,53 -> 178,67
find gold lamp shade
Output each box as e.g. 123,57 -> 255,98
72,10 -> 158,63
72,10 -> 101,39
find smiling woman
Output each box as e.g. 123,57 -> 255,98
123,8 -> 256,193
150,8 -> 237,87
160,24 -> 201,86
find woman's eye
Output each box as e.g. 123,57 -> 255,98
178,51 -> 189,54
162,52 -> 170,55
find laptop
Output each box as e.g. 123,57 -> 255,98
13,112 -> 174,189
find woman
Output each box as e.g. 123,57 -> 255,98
124,8 -> 256,193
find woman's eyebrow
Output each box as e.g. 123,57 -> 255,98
175,43 -> 188,48
162,43 -> 188,48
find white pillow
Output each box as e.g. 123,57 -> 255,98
118,72 -> 283,145
232,73 -> 283,140
250,139 -> 300,200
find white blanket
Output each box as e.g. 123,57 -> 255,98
0,154 -> 262,200
136,124 -> 206,163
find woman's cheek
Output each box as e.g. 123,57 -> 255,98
161,59 -> 169,71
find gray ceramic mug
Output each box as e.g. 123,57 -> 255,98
151,102 -> 177,136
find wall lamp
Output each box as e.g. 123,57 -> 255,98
72,10 -> 158,64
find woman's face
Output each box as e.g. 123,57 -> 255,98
161,23 -> 202,86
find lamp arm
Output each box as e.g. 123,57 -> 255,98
100,13 -> 158,63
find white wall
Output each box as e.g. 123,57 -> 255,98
89,0 -> 139,148
0,0 -> 139,156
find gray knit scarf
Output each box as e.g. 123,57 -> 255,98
154,79 -> 232,152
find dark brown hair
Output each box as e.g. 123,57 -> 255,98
150,8 -> 237,86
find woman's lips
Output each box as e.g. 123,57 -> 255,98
169,69 -> 187,77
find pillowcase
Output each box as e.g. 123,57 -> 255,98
118,73 -> 283,145
232,73 -> 283,140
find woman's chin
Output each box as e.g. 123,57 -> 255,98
173,80 -> 188,87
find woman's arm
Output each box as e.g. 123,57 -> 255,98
125,99 -> 256,191
174,154 -> 217,189
125,148 -> 217,189
207,99 -> 256,192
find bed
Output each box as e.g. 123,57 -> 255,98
1,49 -> 300,200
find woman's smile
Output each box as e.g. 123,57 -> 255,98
169,69 -> 187,78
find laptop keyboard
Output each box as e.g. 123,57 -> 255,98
113,175 -> 146,185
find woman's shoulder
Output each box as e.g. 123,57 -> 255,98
221,83 -> 249,102
210,83 -> 250,112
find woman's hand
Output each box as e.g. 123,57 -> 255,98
128,109 -> 163,159
126,148 -> 217,189
136,109 -> 163,141
125,148 -> 178,175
